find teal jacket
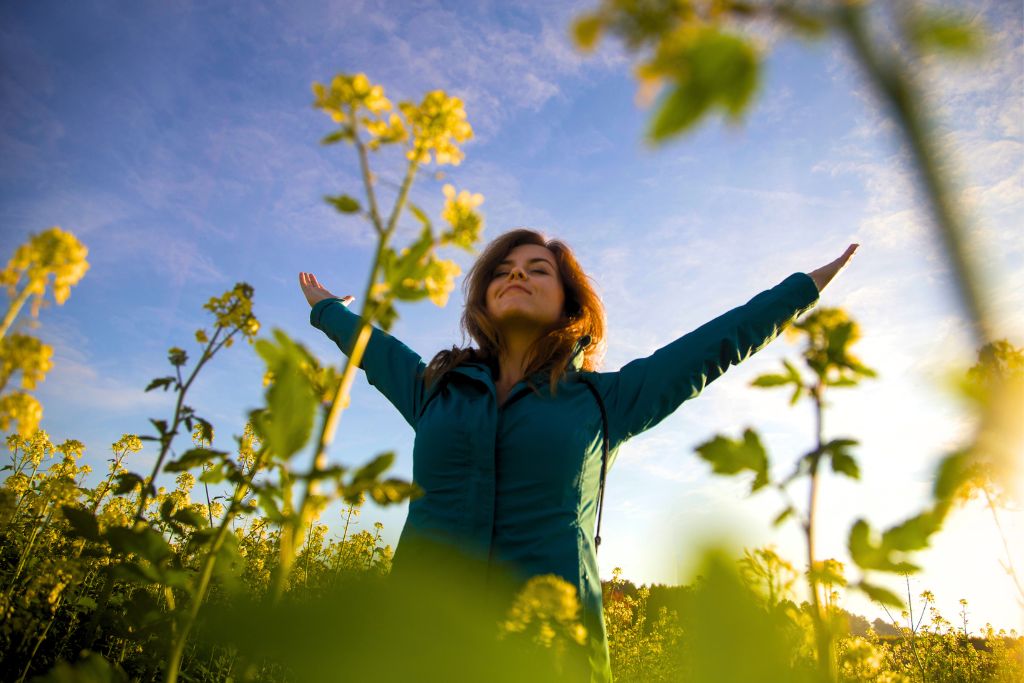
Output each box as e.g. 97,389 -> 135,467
310,271 -> 820,681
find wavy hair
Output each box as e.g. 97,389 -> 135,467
423,228 -> 606,396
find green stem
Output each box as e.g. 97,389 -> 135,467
0,285 -> 32,341
806,383 -> 835,682
272,141 -> 421,601
135,324 -> 240,524
164,448 -> 267,683
835,4 -> 993,349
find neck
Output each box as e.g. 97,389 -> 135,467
495,327 -> 542,389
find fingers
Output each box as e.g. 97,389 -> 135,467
299,272 -> 356,304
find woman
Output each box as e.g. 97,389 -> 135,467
299,229 -> 857,681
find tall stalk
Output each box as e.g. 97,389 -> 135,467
270,114 -> 422,602
805,381 -> 836,682
164,446 -> 270,683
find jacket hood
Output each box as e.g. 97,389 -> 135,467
449,333 -> 592,388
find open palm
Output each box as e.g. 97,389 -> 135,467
299,272 -> 354,308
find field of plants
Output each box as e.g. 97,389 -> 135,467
2,1 -> 1023,681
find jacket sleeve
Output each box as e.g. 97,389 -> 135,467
310,298 -> 427,428
597,272 -> 820,448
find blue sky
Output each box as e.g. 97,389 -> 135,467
2,0 -> 1022,633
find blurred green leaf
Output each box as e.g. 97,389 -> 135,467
30,650 -> 129,682
62,504 -> 101,542
848,519 -> 921,574
112,472 -> 147,495
822,438 -> 860,479
352,451 -> 396,485
253,329 -> 318,460
856,581 -> 905,609
164,447 -> 226,473
105,526 -> 172,563
325,194 -> 362,213
407,201 -> 432,230
772,506 -> 795,528
320,128 -> 354,145
144,376 -> 176,392
647,29 -> 758,142
572,14 -> 604,52
694,428 -> 769,493
907,11 -> 984,55
880,509 -> 942,553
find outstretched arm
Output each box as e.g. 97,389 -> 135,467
301,272 -> 427,428
596,244 -> 858,449
807,244 -> 858,293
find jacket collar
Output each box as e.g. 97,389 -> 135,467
451,334 -> 591,385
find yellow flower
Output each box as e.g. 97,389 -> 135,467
0,226 -> 89,318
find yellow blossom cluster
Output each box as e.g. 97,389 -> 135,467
202,282 -> 260,345
422,257 -> 462,307
440,184 -> 484,251
401,90 -> 473,166
0,391 -> 43,436
1,333 -> 53,391
313,73 -> 391,122
312,73 -> 406,151
500,573 -> 588,648
0,226 -> 89,319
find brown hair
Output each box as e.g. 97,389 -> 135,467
423,228 -> 606,396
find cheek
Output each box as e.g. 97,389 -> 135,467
485,283 -> 501,311
548,283 -> 566,315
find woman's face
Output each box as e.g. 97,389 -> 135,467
485,244 -> 566,332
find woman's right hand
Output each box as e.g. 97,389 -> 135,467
299,272 -> 355,308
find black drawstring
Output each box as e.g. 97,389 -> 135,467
579,376 -> 609,553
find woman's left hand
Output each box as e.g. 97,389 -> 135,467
807,243 -> 859,293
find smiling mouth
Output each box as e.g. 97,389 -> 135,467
503,286 -> 530,297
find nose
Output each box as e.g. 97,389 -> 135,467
507,267 -> 527,280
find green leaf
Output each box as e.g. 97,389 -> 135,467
829,452 -> 860,479
105,526 -> 173,563
61,505 -> 101,542
31,651 -> 129,682
320,128 -> 353,145
325,194 -> 362,214
751,373 -> 790,387
772,506 -> 794,528
407,202 -> 432,230
352,451 -> 396,485
109,560 -> 162,585
76,595 -> 98,610
694,428 -> 769,493
199,465 -> 227,484
908,11 -> 984,55
172,507 -> 208,529
848,519 -> 922,574
257,490 -> 286,524
881,510 -> 942,553
145,376 -> 176,392
646,29 -> 759,143
370,478 -> 420,505
857,581 -> 904,609
113,472 -> 147,495
933,448 -> 973,501
164,448 -> 227,472
572,14 -> 604,51
253,329 -> 318,460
